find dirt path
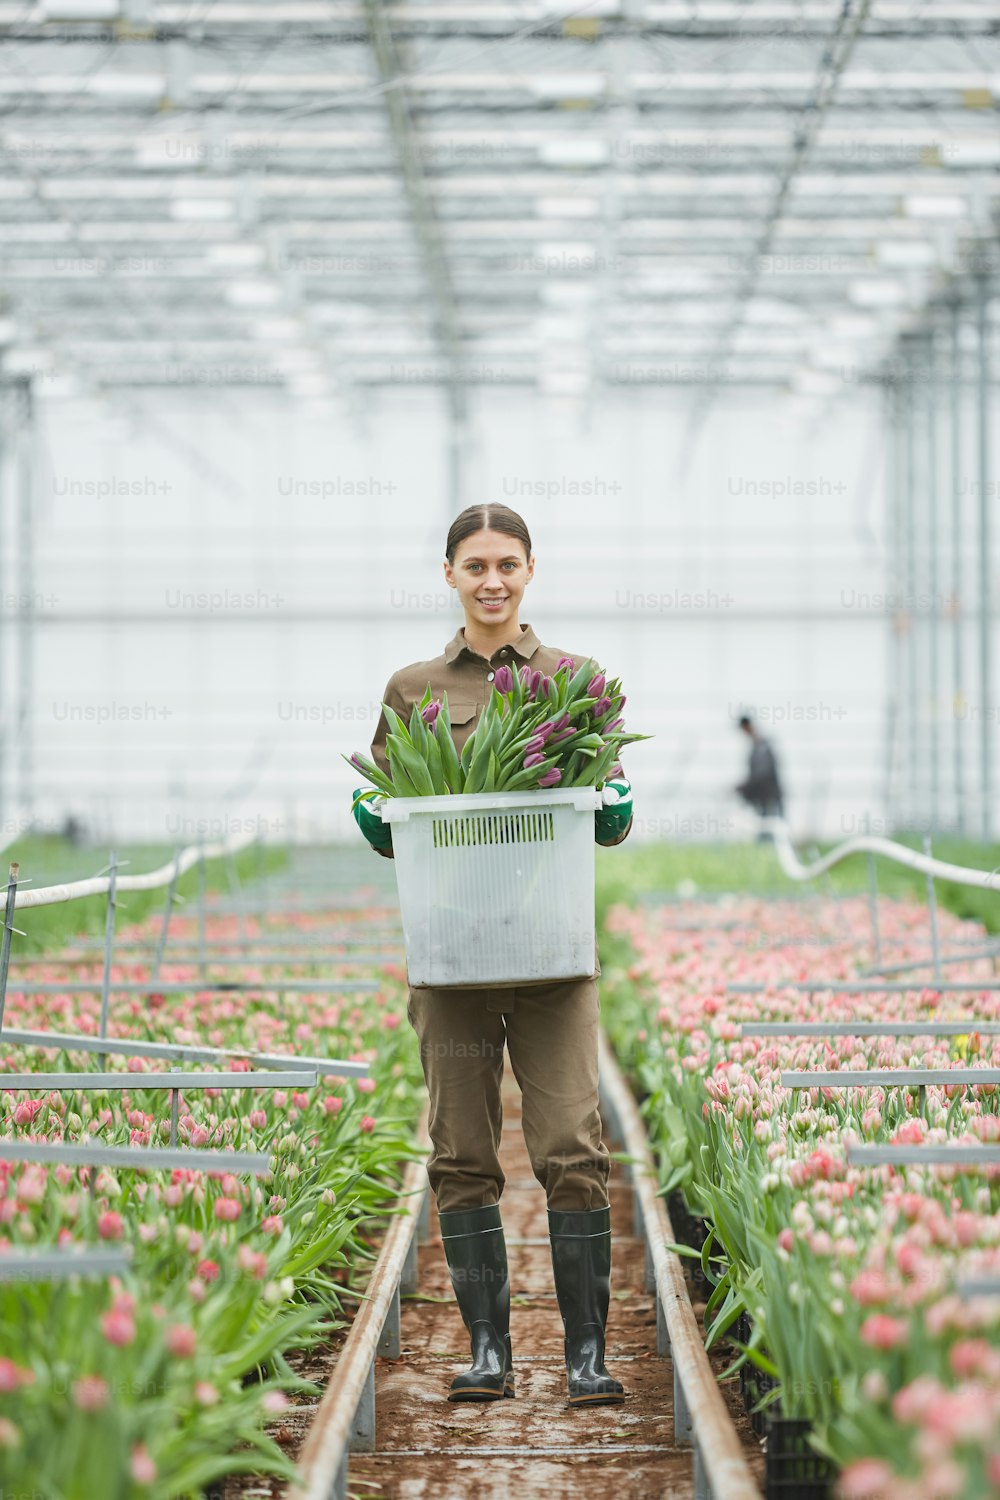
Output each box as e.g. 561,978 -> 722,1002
349,1081 -> 695,1500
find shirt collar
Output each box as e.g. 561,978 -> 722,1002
444,622 -> 542,664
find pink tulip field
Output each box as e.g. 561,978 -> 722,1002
601,891 -> 1000,1500
0,903 -> 424,1499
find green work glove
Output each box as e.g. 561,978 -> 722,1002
595,778 -> 633,846
351,787 -> 393,854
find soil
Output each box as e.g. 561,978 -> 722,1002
221,1075 -> 766,1500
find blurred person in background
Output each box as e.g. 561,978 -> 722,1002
734,713 -> 784,838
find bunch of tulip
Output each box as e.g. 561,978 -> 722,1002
0,904 -> 423,1499
597,887 -> 1000,1500
345,655 -> 650,801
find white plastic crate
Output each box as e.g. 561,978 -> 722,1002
380,787 -> 603,988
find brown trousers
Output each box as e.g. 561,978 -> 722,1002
406,976 -> 611,1215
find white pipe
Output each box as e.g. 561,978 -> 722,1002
763,816 -> 1000,893
5,828 -> 257,909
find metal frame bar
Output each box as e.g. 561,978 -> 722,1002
0,1248 -> 132,1281
597,1031 -> 761,1500
847,1145 -> 1000,1165
0,1070 -> 317,1089
0,1026 -> 371,1076
0,1140 -> 271,1172
287,1109 -> 431,1500
783,1068 -> 1000,1087
742,1022 -> 1000,1037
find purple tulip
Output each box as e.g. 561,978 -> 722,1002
528,669 -> 542,698
587,672 -> 606,698
525,734 -> 547,755
550,727 -> 575,743
616,695 -> 627,712
609,762 -> 623,778
535,720 -> 556,739
553,712 -> 571,732
493,664 -> 514,694
557,656 -> 576,673
421,700 -> 442,727
593,696 -> 613,717
538,767 -> 562,787
523,751 -> 545,769
606,717 -> 624,732
349,752 -> 367,773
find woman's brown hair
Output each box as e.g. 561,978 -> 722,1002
445,505 -> 532,565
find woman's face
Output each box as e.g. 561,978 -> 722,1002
444,528 -> 534,628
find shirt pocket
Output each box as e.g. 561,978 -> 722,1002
446,698 -> 479,728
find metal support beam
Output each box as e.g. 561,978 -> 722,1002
950,298 -> 966,837
362,0 -> 466,427
14,378 -> 33,823
975,277 -> 992,841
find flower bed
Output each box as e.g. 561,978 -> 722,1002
0,905 -> 422,1499
600,892 -> 1000,1500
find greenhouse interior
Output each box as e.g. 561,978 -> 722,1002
0,4 -> 998,1499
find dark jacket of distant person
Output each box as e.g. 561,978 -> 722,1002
736,732 -> 784,816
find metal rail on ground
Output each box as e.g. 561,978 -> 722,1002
286,1111 -> 431,1500
597,1031 -> 763,1500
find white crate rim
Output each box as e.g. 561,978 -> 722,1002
380,787 -> 603,822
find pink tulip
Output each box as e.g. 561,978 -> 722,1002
360,1115 -> 376,1133
101,1309 -> 136,1347
837,1459 -> 895,1499
859,1314 -> 908,1350
72,1375 -> 109,1412
165,1324 -> 197,1358
97,1211 -> 124,1241
130,1446 -> 157,1484
213,1197 -> 241,1222
262,1215 -> 283,1236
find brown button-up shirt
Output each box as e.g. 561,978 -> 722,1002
369,622 -> 583,780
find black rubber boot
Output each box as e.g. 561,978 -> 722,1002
548,1205 -> 626,1407
438,1203 -> 515,1402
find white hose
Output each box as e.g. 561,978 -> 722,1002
763,816 -> 1000,893
5,829 -> 257,910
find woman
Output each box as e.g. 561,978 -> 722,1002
351,503 -> 634,1408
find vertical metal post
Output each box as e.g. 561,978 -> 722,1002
0,389 -> 6,839
923,834 -> 942,986
975,278 -> 992,841
656,1290 -> 670,1356
170,1083 -> 180,1147
903,353 -> 919,830
349,1359 -> 376,1451
884,380 -> 903,829
97,851 -> 118,1070
197,842 -> 207,978
15,379 -> 34,823
673,1363 -> 692,1444
865,845 -> 882,967
224,850 -> 249,956
378,1285 -> 402,1359
151,846 -> 182,983
925,329 -> 940,833
0,862 -> 19,1034
950,299 -> 965,837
